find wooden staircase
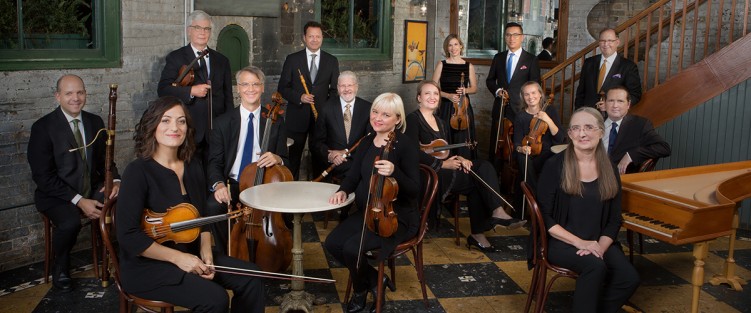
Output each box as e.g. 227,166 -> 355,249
542,0 -> 751,127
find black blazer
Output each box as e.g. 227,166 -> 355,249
157,45 -> 234,143
28,107 -> 119,211
312,96 -> 372,178
277,49 -> 340,133
537,50 -> 553,61
207,106 -> 290,187
575,53 -> 642,109
486,49 -> 541,118
608,114 -> 671,172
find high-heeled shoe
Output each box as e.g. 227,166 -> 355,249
369,275 -> 395,313
347,288 -> 368,313
490,217 -> 526,231
466,235 -> 500,253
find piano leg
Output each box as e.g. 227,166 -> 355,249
626,229 -> 635,263
709,212 -> 748,291
691,242 -> 709,313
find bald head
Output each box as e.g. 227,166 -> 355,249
54,75 -> 87,117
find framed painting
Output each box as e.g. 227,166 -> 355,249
403,20 -> 428,83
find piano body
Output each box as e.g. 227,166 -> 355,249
621,160 -> 751,313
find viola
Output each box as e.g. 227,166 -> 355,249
141,203 -> 247,244
450,72 -> 470,130
231,92 -> 294,273
420,139 -> 476,160
365,131 -> 399,237
494,89 -> 514,161
172,49 -> 209,87
521,94 -> 554,156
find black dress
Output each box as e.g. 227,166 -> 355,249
438,60 -> 477,159
512,105 -> 564,191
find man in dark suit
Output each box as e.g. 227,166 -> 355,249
486,22 -> 541,161
537,37 -> 554,61
311,71 -> 372,220
603,86 -> 671,174
575,28 -> 642,110
207,66 -> 289,254
278,21 -> 340,180
27,75 -> 120,291
158,10 -> 234,165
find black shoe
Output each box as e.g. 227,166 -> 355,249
347,289 -> 368,313
368,276 -> 395,313
52,265 -> 73,292
491,217 -> 526,230
466,235 -> 500,253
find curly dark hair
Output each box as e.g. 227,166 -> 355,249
133,96 -> 195,161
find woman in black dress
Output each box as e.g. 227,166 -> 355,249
537,107 -> 639,313
116,96 -> 265,313
324,93 -> 420,313
406,80 -> 525,253
433,34 -> 477,159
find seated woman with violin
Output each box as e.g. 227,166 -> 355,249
513,81 -> 564,192
116,96 -> 265,313
324,93 -> 420,313
406,80 -> 525,253
537,107 -> 639,313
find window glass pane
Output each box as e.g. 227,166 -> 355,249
321,0 -> 350,48
467,0 -> 502,51
321,0 -> 380,49
20,0 -> 93,49
0,0 -> 18,48
352,0 -> 379,48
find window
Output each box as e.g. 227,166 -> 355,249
317,0 -> 392,60
466,0 -> 507,58
0,0 -> 121,71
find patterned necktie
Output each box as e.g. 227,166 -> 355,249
608,122 -> 618,154
506,52 -> 515,83
310,53 -> 318,83
239,113 -> 255,174
72,119 -> 91,197
197,50 -> 209,78
343,103 -> 352,142
597,60 -> 607,92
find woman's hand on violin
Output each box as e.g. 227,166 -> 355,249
516,145 -> 532,155
374,159 -> 395,176
441,156 -> 462,171
190,84 -> 211,98
457,157 -> 473,173
213,183 -> 231,204
328,149 -> 348,165
329,191 -> 348,205
257,152 -> 282,168
535,111 -> 554,126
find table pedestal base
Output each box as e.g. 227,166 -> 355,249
279,290 -> 315,313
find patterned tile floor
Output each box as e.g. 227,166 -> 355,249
2,208 -> 750,313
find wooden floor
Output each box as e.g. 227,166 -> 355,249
2,210 -> 750,313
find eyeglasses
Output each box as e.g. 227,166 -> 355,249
238,82 -> 263,88
568,125 -> 601,133
189,25 -> 212,32
338,84 -> 356,89
504,33 -> 523,38
599,39 -> 618,44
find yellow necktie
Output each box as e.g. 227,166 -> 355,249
597,60 -> 607,92
343,103 -> 352,141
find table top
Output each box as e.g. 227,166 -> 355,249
239,181 -> 354,213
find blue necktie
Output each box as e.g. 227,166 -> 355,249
239,113 -> 255,173
608,122 -> 618,154
506,53 -> 515,83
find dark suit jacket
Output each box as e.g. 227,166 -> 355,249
207,106 -> 290,187
608,114 -> 671,172
158,45 -> 234,143
486,49 -> 541,118
575,53 -> 642,109
311,96 -> 372,178
27,107 -> 119,212
277,49 -> 340,133
537,50 -> 553,61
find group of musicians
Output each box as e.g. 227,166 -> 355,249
27,10 -> 674,313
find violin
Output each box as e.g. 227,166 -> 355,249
172,49 -> 209,87
312,133 -> 370,182
450,72 -> 470,130
142,203 -> 247,244
365,131 -> 399,237
494,89 -> 514,161
231,92 -> 294,273
420,139 -> 476,160
521,94 -> 555,156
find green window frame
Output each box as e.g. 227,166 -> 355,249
316,0 -> 392,61
0,0 -> 121,71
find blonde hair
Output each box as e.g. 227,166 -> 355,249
561,107 -> 619,200
371,92 -> 407,133
519,81 -> 546,109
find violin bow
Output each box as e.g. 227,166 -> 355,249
464,166 -> 514,209
226,179 -> 231,254
208,265 -> 335,283
297,69 -> 319,120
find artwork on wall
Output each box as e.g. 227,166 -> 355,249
403,20 -> 428,83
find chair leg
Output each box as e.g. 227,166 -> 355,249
43,215 -> 51,284
343,274 -> 353,305
538,274 -> 560,313
627,229 -> 635,263
453,199 -> 460,246
323,211 -> 330,229
376,262 -> 385,313
388,258 -> 396,284
524,263 -> 541,313
89,221 -> 101,284
415,245 -> 429,308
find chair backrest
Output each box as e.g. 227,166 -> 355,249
521,182 -> 548,265
636,158 -> 658,173
417,164 -> 439,241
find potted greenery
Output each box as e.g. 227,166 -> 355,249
22,0 -> 91,49
321,0 -> 376,49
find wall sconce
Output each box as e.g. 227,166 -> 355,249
458,5 -> 465,20
419,0 -> 428,17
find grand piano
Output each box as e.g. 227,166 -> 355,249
620,160 -> 751,313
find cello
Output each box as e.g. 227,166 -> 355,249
230,92 -> 294,273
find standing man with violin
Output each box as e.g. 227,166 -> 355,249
575,28 -> 642,110
158,10 -> 234,167
486,22 -> 540,164
207,66 -> 289,255
27,74 -> 120,291
278,21 -> 340,180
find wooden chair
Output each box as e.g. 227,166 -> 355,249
626,158 -> 658,262
99,199 -> 175,313
441,193 -> 462,246
521,182 -> 578,313
344,164 -> 439,313
41,212 -> 103,285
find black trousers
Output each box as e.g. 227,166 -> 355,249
547,241 -> 640,313
133,254 -> 265,313
287,130 -> 308,180
443,159 -> 502,234
206,181 -> 241,255
324,210 -> 384,292
40,190 -> 104,271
